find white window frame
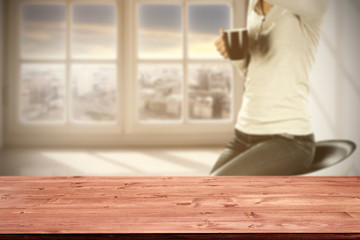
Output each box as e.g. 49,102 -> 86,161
6,0 -> 123,136
125,0 -> 245,136
4,0 -> 247,147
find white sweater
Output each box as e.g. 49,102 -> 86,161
233,0 -> 328,135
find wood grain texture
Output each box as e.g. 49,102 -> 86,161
0,177 -> 360,234
1,234 -> 360,240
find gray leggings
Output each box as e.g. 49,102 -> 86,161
210,130 -> 316,176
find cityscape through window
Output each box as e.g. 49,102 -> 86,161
18,1 -> 234,126
137,3 -> 233,122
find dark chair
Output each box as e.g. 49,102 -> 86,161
302,140 -> 356,175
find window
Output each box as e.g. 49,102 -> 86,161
136,3 -> 233,123
20,3 -> 67,124
5,0 -> 245,147
20,2 -> 118,125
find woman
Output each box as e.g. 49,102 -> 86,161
211,0 -> 328,176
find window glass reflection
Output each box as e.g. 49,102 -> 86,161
188,63 -> 233,120
138,64 -> 183,121
71,64 -> 118,123
20,64 -> 66,123
138,4 -> 182,59
188,4 -> 231,59
72,4 -> 117,59
21,4 -> 66,59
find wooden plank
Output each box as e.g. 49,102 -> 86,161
0,177 -> 360,234
1,233 -> 360,240
2,232 -> 359,239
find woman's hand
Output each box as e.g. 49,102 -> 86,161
214,29 -> 228,59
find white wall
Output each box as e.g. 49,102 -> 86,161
310,0 -> 360,175
0,0 -> 3,149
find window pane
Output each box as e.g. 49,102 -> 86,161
21,4 -> 66,59
138,4 -> 182,59
20,64 -> 66,123
71,64 -> 117,123
138,64 -> 182,121
188,63 -> 232,120
72,4 -> 117,59
188,4 -> 231,59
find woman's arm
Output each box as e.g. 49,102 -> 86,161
265,0 -> 328,19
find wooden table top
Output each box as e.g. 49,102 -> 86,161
0,176 -> 360,235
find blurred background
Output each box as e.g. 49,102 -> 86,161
0,0 -> 359,176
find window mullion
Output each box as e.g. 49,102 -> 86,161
117,0 -> 123,128
66,0 -> 72,126
183,0 -> 188,124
